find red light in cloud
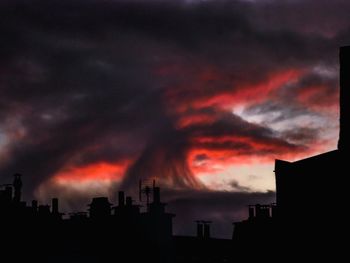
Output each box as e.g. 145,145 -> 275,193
191,69 -> 303,110
157,64 -> 319,182
53,161 -> 130,184
157,62 -> 336,189
296,84 -> 339,111
176,113 -> 217,128
189,149 -> 236,175
187,133 -> 319,177
162,64 -> 303,115
192,135 -> 300,154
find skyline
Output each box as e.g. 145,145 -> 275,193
0,0 -> 348,237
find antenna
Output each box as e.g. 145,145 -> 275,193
139,179 -> 157,211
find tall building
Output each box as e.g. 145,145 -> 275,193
273,47 -> 348,251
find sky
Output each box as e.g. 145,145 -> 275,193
1,0 -> 349,238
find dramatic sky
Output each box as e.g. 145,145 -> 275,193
1,0 -> 349,237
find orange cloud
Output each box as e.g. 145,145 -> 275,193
176,113 -> 217,128
162,64 -> 303,115
53,161 -> 130,184
191,69 -> 303,110
187,133 -> 321,177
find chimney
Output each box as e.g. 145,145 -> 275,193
338,46 -> 350,152
255,204 -> 270,219
52,198 -> 59,214
32,200 -> 38,212
248,205 -> 255,219
203,223 -> 211,239
153,187 -> 161,204
196,221 -> 204,238
126,196 -> 133,207
118,191 -> 125,207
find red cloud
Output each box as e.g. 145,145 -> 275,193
53,161 -> 130,184
187,133 -> 310,175
176,112 -> 217,129
155,63 -> 332,182
191,69 -> 303,110
296,84 -> 339,111
162,64 -> 303,114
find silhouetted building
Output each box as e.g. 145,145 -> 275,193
69,211 -> 88,221
1,175 -> 178,262
38,204 -> 51,216
274,47 -> 348,222
31,200 -> 38,212
339,46 -> 350,153
88,197 -> 112,219
52,198 -> 59,214
233,204 -> 276,245
142,185 -> 175,243
0,185 -> 12,204
13,173 -> 22,203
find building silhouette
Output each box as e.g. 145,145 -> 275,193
0,176 -> 177,262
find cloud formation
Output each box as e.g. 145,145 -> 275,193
0,0 -> 348,236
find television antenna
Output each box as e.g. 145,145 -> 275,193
139,179 -> 156,210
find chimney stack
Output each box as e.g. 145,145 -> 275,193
153,187 -> 161,204
118,191 -> 125,207
248,205 -> 255,219
338,46 -> 350,152
126,196 -> 133,207
196,221 -> 204,238
203,222 -> 211,239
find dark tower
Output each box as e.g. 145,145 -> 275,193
338,46 -> 350,152
13,173 -> 22,203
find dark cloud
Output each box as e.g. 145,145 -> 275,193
229,180 -> 251,192
122,127 -> 205,193
194,153 -> 210,162
281,127 -> 320,145
186,112 -> 307,156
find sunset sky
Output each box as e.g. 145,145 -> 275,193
1,0 -> 349,237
